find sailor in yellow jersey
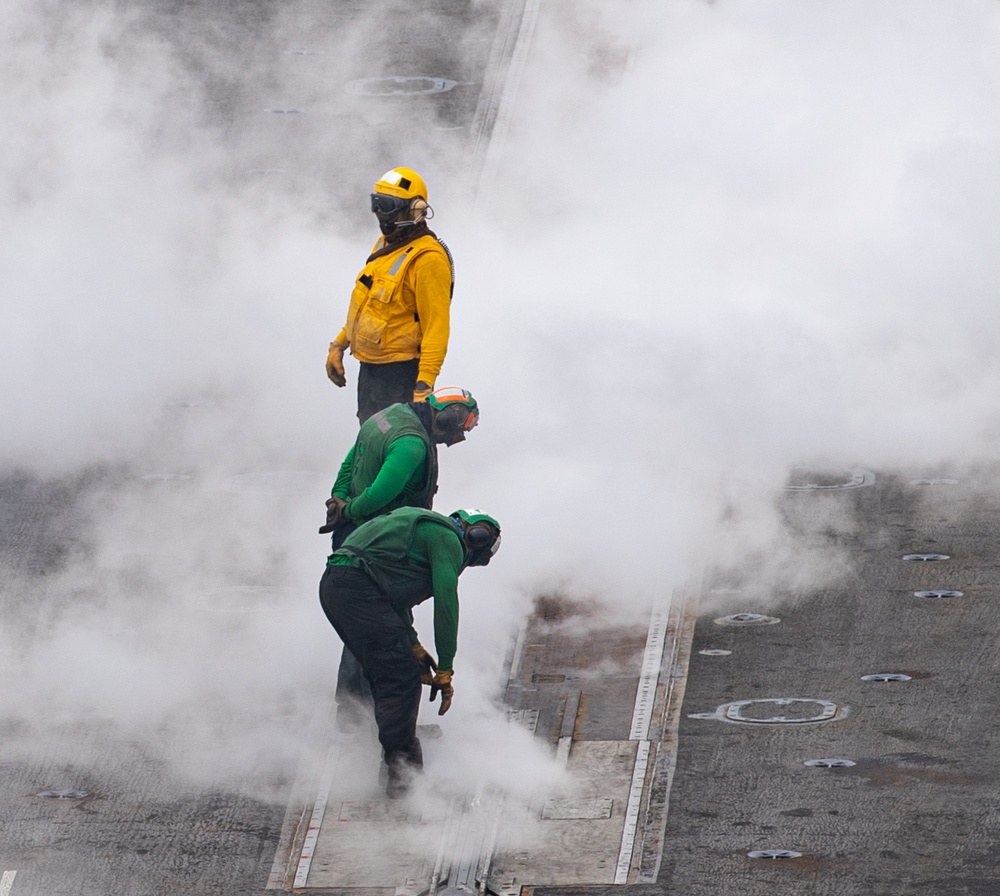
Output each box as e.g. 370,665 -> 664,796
326,167 -> 455,423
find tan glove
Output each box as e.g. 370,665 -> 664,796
413,380 -> 433,402
326,342 -> 347,387
318,495 -> 348,534
411,643 -> 438,686
428,669 -> 454,715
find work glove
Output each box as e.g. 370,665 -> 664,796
413,380 -> 433,402
326,342 -> 347,387
428,669 -> 454,716
411,642 -> 438,686
318,495 -> 348,534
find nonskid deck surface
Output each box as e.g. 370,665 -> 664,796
5,0 -> 1000,890
274,593 -> 697,893
5,458 -> 1000,894
277,468 -> 1000,895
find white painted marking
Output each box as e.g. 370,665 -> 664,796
508,624 -> 528,680
555,735 -> 572,766
615,603 -> 670,884
0,871 -> 16,896
615,740 -> 651,884
629,604 -> 669,740
635,590 -> 698,883
292,749 -> 339,888
476,0 -> 542,197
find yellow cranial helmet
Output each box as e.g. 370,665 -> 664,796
370,168 -> 431,234
373,167 -> 427,202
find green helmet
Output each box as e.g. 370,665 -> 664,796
427,387 -> 479,445
449,508 -> 501,566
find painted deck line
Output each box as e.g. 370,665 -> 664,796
472,0 -> 542,198
615,740 -> 652,884
507,624 -> 528,682
615,603 -> 671,883
292,748 -> 340,889
0,871 -> 16,896
635,588 -> 700,883
629,604 -> 671,741
266,754 -> 323,890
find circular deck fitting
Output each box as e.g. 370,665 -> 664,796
909,478 -> 959,486
713,613 -> 780,627
690,697 -> 842,725
914,589 -> 963,599
781,468 -> 875,490
861,673 -> 912,682
747,850 -> 802,860
347,76 -> 468,96
37,789 -> 89,800
902,553 -> 950,562
804,758 -> 856,768
194,586 -> 295,613
699,649 -> 732,656
726,698 -> 839,724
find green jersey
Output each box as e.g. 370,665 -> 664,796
331,403 -> 437,523
328,507 -> 465,670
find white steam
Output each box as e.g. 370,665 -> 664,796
3,0 -> 1000,802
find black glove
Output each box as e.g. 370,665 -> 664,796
318,496 -> 348,534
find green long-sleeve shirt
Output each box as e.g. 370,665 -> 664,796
328,509 -> 465,671
332,435 -> 427,521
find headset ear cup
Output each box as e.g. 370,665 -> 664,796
467,524 -> 492,551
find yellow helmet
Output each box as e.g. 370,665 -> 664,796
373,167 -> 427,202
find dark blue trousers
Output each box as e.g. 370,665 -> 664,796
356,359 -> 419,424
319,565 -> 423,772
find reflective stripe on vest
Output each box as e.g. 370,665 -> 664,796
387,248 -> 411,276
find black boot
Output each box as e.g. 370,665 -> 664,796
384,738 -> 423,799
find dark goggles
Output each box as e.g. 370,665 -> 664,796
438,403 -> 479,434
370,192 -> 412,218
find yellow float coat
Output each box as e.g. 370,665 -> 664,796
336,234 -> 452,386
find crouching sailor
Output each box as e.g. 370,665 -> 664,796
318,506 -> 501,798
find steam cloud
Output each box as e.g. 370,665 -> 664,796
3,0 -> 1000,799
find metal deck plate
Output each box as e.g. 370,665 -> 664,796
488,740 -> 639,887
305,799 -> 446,889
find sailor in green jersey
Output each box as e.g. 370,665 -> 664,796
318,387 -> 480,731
319,506 -> 501,799
318,386 -> 480,546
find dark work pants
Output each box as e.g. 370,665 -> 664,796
328,522 -> 371,722
319,565 -> 423,771
357,359 -> 419,424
